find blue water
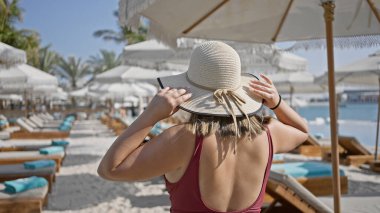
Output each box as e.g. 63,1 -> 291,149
298,103 -> 378,150
297,103 -> 378,122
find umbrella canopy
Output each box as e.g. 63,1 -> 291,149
120,1 -> 380,212
70,86 -> 99,98
90,82 -> 157,99
317,50 -> 380,85
319,50 -> 380,161
0,42 -> 27,66
123,39 -> 308,73
267,72 -> 319,106
0,64 -> 58,93
95,65 -> 182,84
120,0 -> 380,46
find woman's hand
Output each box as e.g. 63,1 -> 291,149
144,87 -> 192,122
249,74 -> 280,109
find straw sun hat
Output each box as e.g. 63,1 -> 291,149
157,41 -> 263,118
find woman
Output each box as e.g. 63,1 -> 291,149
98,41 -> 308,212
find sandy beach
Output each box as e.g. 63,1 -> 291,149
20,135 -> 377,213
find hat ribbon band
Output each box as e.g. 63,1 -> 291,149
213,89 -> 252,140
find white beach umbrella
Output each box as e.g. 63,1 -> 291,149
318,51 -> 380,161
95,65 -> 183,85
0,42 -> 27,66
0,94 -> 23,101
267,72 -> 318,107
70,86 -> 98,98
0,64 -> 58,93
123,39 -> 308,73
120,1 -> 380,211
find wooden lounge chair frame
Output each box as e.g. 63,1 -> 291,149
369,160 -> 380,173
291,135 -> 322,157
263,171 -> 333,213
323,136 -> 374,166
0,185 -> 48,213
0,152 -> 64,172
10,130 -> 69,139
0,164 -> 56,193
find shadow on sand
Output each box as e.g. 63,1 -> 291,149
62,154 -> 102,167
46,173 -> 170,211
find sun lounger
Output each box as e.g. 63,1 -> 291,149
0,132 -> 10,140
0,140 -> 69,152
0,151 -> 64,172
263,170 -> 333,213
0,163 -> 55,192
322,136 -> 375,166
11,119 -> 69,139
28,116 -> 60,129
369,160 -> 380,173
0,141 -> 51,152
270,162 -> 348,196
0,181 -> 48,213
291,135 -> 324,157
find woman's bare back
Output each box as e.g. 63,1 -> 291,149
165,127 -> 272,212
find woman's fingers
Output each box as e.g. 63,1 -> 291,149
250,80 -> 271,88
159,87 -> 170,95
176,93 -> 192,104
260,74 -> 273,85
249,88 -> 273,100
249,83 -> 273,93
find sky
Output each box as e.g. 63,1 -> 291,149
15,0 -> 380,76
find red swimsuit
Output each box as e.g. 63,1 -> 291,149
165,129 -> 274,213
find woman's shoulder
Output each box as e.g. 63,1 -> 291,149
158,123 -> 195,144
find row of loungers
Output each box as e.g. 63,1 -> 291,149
293,135 -> 379,170
0,138 -> 69,213
69,119 -> 115,138
11,114 -> 75,139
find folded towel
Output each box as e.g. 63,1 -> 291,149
59,124 -> 71,131
4,176 -> 48,194
24,160 -> 56,169
51,140 -> 70,146
39,146 -> 64,155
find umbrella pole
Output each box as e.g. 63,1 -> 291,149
322,1 -> 341,213
375,76 -> 380,161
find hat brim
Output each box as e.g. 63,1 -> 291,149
157,73 -> 263,117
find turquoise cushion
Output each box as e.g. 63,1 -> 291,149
51,140 -> 69,146
271,162 -> 345,178
39,146 -> 64,155
58,125 -> 70,131
273,154 -> 285,161
24,160 -> 56,169
0,120 -> 8,126
4,176 -> 48,194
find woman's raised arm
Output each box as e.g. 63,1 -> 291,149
249,74 -> 309,153
97,88 -> 192,181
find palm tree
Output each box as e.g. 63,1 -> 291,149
0,0 -> 22,33
87,49 -> 121,75
28,45 -> 60,73
0,0 -> 41,63
58,56 -> 89,89
93,11 -> 147,45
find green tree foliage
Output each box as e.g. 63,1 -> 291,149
0,0 -> 40,64
58,56 -> 90,89
87,49 -> 121,75
29,45 -> 61,73
93,11 -> 146,45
